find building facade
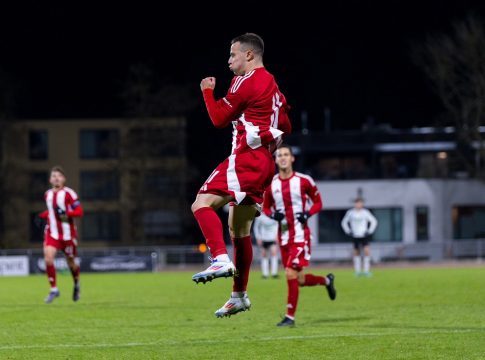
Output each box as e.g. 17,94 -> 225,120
1,118 -> 187,248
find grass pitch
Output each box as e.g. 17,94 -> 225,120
0,265 -> 484,359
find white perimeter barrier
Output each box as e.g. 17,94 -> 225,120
0,256 -> 30,276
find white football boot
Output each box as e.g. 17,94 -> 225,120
192,259 -> 236,284
214,294 -> 251,318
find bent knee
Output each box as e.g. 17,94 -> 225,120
191,201 -> 200,213
285,267 -> 299,280
230,228 -> 251,238
191,199 -> 208,213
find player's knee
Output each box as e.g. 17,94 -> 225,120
44,256 -> 54,266
229,223 -> 248,238
191,197 -> 216,213
191,200 -> 201,213
67,258 -> 76,268
228,226 -> 235,238
285,267 -> 298,280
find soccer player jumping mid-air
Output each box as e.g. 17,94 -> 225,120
191,33 -> 292,317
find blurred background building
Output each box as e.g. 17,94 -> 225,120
1,117 -> 485,264
0,118 -> 188,248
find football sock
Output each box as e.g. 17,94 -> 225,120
286,278 -> 299,318
232,236 -> 252,292
302,273 -> 326,286
193,207 -> 227,258
363,256 -> 371,273
261,257 -> 269,277
270,255 -> 278,276
353,256 -> 362,273
46,264 -> 57,288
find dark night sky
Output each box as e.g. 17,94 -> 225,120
2,1 -> 485,131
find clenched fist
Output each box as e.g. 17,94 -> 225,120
200,77 -> 216,91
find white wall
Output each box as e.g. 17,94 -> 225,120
315,179 -> 485,244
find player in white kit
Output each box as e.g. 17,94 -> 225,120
252,213 -> 279,278
341,197 -> 378,277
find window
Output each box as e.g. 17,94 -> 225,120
453,206 -> 485,239
30,172 -> 48,200
416,206 -> 429,241
372,208 -> 402,242
30,212 -> 45,243
144,170 -> 179,197
319,208 -> 402,243
127,128 -> 182,157
80,129 -> 119,159
318,209 -> 349,243
82,212 -> 120,241
29,130 -> 48,160
80,171 -> 119,200
310,156 -> 369,180
143,210 -> 181,238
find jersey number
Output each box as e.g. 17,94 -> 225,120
201,170 -> 220,192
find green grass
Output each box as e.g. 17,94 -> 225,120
0,266 -> 485,359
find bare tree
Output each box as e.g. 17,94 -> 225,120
413,15 -> 485,178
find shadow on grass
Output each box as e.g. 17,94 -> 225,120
306,316 -> 371,324
367,323 -> 485,332
0,302 -> 168,310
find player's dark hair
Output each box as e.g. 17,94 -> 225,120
231,33 -> 264,57
277,143 -> 294,155
50,165 -> 66,177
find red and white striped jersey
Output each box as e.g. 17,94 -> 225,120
263,172 -> 322,246
202,67 -> 292,155
42,187 -> 83,241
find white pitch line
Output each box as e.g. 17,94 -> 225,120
0,328 -> 482,351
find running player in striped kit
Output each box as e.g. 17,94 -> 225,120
38,166 -> 84,303
191,33 -> 292,318
263,145 -> 336,327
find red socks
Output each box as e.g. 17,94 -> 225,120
302,274 -> 327,286
46,264 -> 57,288
193,207 -> 253,293
286,274 -> 327,318
193,207 -> 227,257
232,236 -> 252,292
286,278 -> 299,318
